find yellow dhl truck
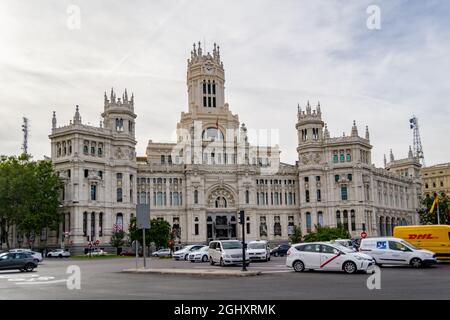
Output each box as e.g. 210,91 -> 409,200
393,225 -> 450,260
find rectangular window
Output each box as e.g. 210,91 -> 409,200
335,175 -> 340,182
317,189 -> 321,202
117,188 -> 123,202
333,154 -> 338,163
347,174 -> 352,181
84,169 -> 89,178
341,186 -> 348,201
195,224 -> 199,236
208,96 -> 211,107
305,190 -> 310,203
351,210 -> 356,231
98,171 -> 103,179
203,96 -> 207,107
213,97 -> 216,107
340,153 -> 345,162
161,155 -> 165,164
90,185 -> 97,201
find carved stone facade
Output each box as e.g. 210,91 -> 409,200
25,42 -> 421,252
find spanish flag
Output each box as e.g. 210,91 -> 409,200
429,194 -> 438,214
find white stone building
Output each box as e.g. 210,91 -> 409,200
10,42 -> 421,252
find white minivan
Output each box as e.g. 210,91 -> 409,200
247,240 -> 271,262
208,240 -> 250,267
359,237 -> 437,268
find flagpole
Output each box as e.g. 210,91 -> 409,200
437,196 -> 440,225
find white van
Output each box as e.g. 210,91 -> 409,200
208,240 -> 250,267
359,237 -> 437,268
247,240 -> 271,262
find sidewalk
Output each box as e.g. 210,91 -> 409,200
122,268 -> 262,277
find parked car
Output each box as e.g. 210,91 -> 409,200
86,248 -> 108,256
152,248 -> 171,257
189,246 -> 209,262
173,245 -> 205,260
0,252 -> 38,272
208,240 -> 250,267
119,248 -> 143,257
247,240 -> 271,262
10,249 -> 43,263
270,244 -> 291,257
359,237 -> 437,268
47,249 -> 71,258
286,242 -> 375,274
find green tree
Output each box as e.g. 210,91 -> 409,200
303,225 -> 350,242
110,230 -> 126,255
289,225 -> 303,243
418,193 -> 450,225
0,155 -> 61,249
128,217 -> 171,249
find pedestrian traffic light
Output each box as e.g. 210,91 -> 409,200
239,210 -> 245,224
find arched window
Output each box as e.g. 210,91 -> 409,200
317,211 -> 323,227
215,197 -> 227,208
306,212 -> 312,233
116,213 -> 123,231
336,210 -> 341,228
202,127 -> 224,141
350,210 -> 356,231
83,212 -> 87,236
173,192 -> 179,206
343,210 -> 349,230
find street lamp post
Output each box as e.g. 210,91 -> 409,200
239,210 -> 247,272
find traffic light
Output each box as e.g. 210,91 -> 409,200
239,210 -> 245,225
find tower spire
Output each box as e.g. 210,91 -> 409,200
52,111 -> 57,129
390,149 -> 395,162
365,125 -> 370,140
73,105 -> 81,124
351,120 -> 358,137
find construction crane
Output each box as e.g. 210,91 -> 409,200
21,117 -> 29,155
409,115 -> 425,166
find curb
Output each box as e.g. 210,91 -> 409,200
122,268 -> 262,277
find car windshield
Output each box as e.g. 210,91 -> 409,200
248,243 -> 266,249
332,244 -> 354,253
400,240 -> 418,250
222,241 -> 242,249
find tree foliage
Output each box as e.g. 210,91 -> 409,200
289,225 -> 303,243
303,225 -> 350,242
418,193 -> 450,225
110,230 -> 126,254
0,155 -> 62,249
128,217 -> 171,249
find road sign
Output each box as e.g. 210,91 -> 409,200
360,231 -> 368,238
136,204 -> 151,229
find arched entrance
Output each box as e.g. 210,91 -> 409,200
206,186 -> 237,242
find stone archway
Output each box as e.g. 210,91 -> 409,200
206,185 -> 237,241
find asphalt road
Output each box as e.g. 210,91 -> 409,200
0,257 -> 449,299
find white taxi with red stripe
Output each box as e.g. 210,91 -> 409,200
286,242 -> 375,274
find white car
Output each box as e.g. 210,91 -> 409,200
189,246 -> 209,263
286,242 -> 375,274
208,240 -> 250,267
10,249 -> 43,263
87,248 -> 108,256
247,240 -> 271,262
359,237 -> 437,268
173,245 -> 205,260
152,249 -> 171,257
47,249 -> 71,258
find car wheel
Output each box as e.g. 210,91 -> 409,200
220,258 -> 225,267
210,257 -> 215,265
34,259 -> 39,263
184,254 -> 189,261
343,261 -> 357,274
293,260 -> 305,272
59,254 -> 63,258
274,252 -> 279,257
24,263 -> 35,272
268,256 -> 271,262
410,258 -> 422,268
202,255 -> 208,263
190,260 -> 195,263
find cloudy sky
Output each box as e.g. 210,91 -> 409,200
1,0 -> 449,167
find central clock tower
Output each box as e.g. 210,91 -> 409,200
186,42 -> 225,113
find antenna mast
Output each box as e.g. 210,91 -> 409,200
22,117 -> 29,155
409,115 -> 425,166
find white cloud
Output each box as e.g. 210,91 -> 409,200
0,0 -> 449,167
